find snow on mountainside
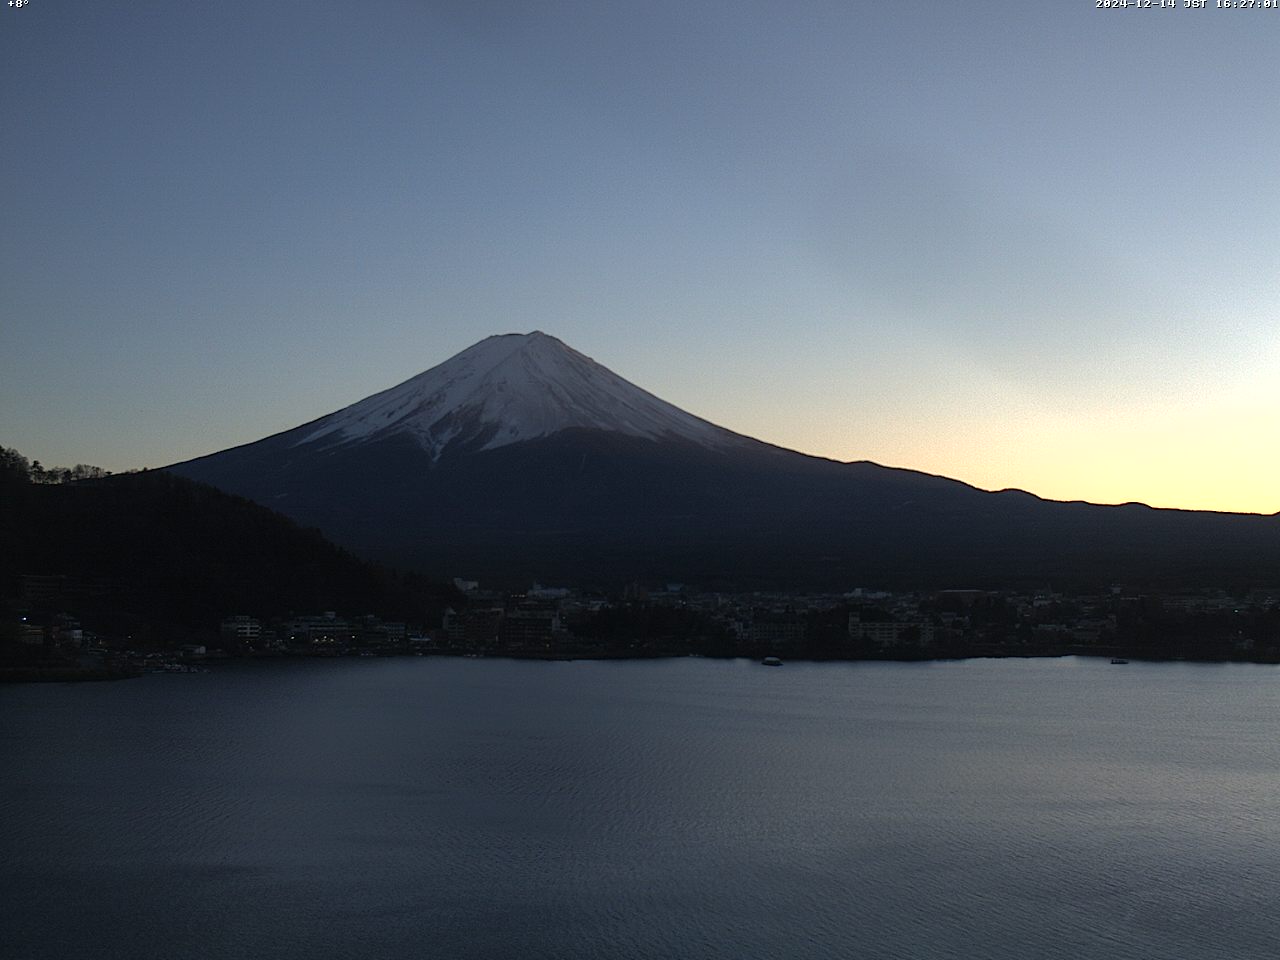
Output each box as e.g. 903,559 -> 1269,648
296,331 -> 752,458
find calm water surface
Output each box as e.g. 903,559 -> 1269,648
4,656 -> 1280,959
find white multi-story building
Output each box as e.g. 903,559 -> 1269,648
220,615 -> 261,642
848,614 -> 934,648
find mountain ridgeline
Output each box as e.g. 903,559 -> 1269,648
168,332 -> 1280,591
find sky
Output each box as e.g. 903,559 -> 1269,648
2,1 -> 1277,514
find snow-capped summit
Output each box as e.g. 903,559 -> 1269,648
296,331 -> 749,458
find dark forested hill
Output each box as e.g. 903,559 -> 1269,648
0,466 -> 454,643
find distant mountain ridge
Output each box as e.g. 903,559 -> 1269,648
168,332 -> 1280,589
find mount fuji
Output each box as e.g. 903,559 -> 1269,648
168,332 -> 1280,589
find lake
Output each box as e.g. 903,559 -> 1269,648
4,656 -> 1280,959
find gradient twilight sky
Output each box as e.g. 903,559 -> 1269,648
2,2 -> 1277,513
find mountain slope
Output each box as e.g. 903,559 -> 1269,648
168,333 -> 1280,590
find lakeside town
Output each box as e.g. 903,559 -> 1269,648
7,573 -> 1280,681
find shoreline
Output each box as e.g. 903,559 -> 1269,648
9,647 -> 1280,684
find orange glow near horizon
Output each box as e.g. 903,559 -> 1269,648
727,353 -> 1280,517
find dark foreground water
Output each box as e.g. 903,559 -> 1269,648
4,656 -> 1280,959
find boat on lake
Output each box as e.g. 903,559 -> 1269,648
762,656 -> 783,667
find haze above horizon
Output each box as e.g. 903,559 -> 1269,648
3,3 -> 1276,514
